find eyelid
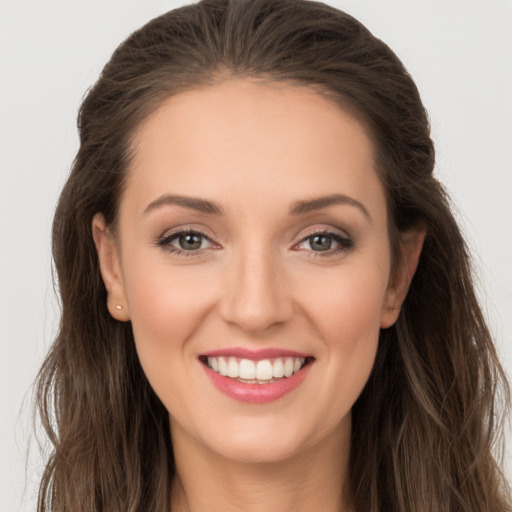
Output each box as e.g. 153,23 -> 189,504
299,224 -> 350,238
154,224 -> 354,257
155,226 -> 220,255
156,224 -> 215,242
292,226 -> 354,256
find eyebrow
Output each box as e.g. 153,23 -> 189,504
290,193 -> 371,220
143,192 -> 370,220
143,194 -> 224,215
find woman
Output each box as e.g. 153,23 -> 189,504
35,0 -> 511,510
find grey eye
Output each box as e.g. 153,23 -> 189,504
157,229 -> 215,254
176,233 -> 204,250
308,234 -> 333,251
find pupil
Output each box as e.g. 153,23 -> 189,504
311,235 -> 331,251
179,233 -> 202,250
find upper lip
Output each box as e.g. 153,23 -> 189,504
199,347 -> 313,360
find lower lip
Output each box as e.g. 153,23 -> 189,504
202,363 -> 312,404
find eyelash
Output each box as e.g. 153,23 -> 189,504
294,228 -> 354,258
156,228 -> 216,257
156,228 -> 354,258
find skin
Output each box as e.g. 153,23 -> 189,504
93,79 -> 424,512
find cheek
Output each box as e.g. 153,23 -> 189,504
123,260 -> 215,381
296,262 -> 388,414
302,261 -> 389,342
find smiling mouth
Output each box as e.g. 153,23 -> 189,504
199,355 -> 314,384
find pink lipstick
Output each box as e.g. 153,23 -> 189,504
199,349 -> 314,403
201,347 -> 311,360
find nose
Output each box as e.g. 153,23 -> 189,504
219,245 -> 294,335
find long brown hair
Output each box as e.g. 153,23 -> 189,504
35,0 -> 511,510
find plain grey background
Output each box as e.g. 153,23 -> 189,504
1,0 -> 511,510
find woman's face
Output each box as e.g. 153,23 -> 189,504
95,79 -> 411,463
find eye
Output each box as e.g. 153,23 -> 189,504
174,232 -> 208,251
305,234 -> 334,252
295,230 -> 353,256
157,229 -> 214,255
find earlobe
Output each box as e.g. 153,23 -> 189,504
92,214 -> 130,321
380,227 -> 426,328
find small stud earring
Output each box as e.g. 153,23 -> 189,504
115,305 -> 123,310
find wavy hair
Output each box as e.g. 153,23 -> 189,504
35,0 -> 511,510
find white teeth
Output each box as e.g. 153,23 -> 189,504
208,357 -> 219,372
273,359 -> 285,378
256,360 -> 273,380
239,359 -> 256,379
284,357 -> 294,377
218,356 -> 228,376
227,357 -> 239,378
206,356 -> 307,381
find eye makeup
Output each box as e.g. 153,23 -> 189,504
154,224 -> 354,259
155,227 -> 217,257
293,228 -> 354,258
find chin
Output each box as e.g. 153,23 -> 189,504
216,434 -> 306,464
195,414 -> 327,465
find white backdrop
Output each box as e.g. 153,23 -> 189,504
1,0 -> 511,510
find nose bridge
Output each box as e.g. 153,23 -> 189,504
220,237 -> 292,333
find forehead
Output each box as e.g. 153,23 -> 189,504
125,79 -> 385,220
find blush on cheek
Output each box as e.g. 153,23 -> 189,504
126,269 -> 218,382
306,272 -> 383,398
310,271 -> 386,337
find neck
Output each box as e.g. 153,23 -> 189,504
169,417 -> 354,512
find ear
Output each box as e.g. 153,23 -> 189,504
380,227 -> 426,328
92,213 -> 130,321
